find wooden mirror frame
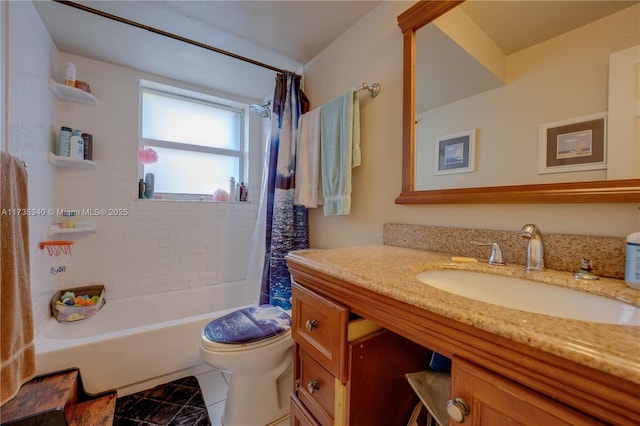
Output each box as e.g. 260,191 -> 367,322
395,0 -> 640,204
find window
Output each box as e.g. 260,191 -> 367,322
139,80 -> 247,200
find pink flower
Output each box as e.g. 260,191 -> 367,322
213,189 -> 230,201
138,147 -> 158,164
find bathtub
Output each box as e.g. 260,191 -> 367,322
34,281 -> 253,396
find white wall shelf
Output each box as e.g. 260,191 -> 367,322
48,152 -> 96,169
48,221 -> 96,237
49,78 -> 97,106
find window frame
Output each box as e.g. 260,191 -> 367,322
138,80 -> 249,201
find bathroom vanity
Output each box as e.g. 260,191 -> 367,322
286,246 -> 640,425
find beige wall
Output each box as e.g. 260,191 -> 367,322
303,1 -> 639,249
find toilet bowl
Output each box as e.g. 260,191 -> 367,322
200,305 -> 293,426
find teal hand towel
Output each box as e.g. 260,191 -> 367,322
320,91 -> 360,216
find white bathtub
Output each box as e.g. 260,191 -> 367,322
34,281 -> 253,396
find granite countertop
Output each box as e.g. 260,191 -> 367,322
286,245 -> 640,384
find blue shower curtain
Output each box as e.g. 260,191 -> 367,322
260,72 -> 310,309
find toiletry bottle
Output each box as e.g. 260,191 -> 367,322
144,173 -> 155,199
65,62 -> 76,87
229,177 -> 236,201
57,126 -> 72,157
70,130 -> 84,160
81,133 -> 93,161
626,232 -> 640,290
239,182 -> 247,201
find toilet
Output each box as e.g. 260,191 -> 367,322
200,304 -> 293,426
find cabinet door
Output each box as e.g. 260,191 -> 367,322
292,283 -> 349,381
451,357 -> 604,426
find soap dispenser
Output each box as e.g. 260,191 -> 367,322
626,232 -> 640,290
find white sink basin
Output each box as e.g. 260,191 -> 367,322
416,270 -> 640,326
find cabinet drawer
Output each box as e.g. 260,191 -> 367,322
292,283 -> 348,380
290,393 -> 321,426
298,348 -> 335,426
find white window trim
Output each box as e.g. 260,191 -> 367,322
138,79 -> 249,201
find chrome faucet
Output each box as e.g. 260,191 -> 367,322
470,241 -> 505,266
520,224 -> 544,272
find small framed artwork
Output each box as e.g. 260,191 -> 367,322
434,129 -> 476,175
538,112 -> 607,174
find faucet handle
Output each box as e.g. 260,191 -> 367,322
470,241 -> 506,266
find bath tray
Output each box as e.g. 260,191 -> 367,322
51,284 -> 106,323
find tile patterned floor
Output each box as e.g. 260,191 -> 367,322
196,370 -> 229,425
113,376 -> 211,425
114,369 -> 289,426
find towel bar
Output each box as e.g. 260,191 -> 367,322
354,82 -> 380,97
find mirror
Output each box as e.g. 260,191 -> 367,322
397,0 -> 640,204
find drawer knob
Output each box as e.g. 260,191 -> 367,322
447,397 -> 470,423
307,380 -> 320,394
305,319 -> 318,332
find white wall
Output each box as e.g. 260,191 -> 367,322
303,1 -> 639,249
6,1 -> 59,328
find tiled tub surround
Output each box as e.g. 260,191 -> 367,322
285,245 -> 640,384
383,223 -> 627,279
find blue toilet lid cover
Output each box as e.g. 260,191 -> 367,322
204,305 -> 291,344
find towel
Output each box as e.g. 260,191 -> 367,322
320,91 -> 361,216
294,108 -> 323,208
1,152 -> 35,405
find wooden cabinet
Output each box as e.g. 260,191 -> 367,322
291,282 -> 431,426
450,357 -> 604,425
286,255 -> 640,426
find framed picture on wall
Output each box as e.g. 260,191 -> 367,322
434,129 -> 476,175
538,112 -> 607,174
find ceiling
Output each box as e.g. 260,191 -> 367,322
33,0 -> 383,101
33,1 -> 638,106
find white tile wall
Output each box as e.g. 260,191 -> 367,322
7,1 -> 60,329
60,200 -> 259,299
8,3 -> 266,331
53,54 -> 264,301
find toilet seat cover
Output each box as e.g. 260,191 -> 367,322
203,305 -> 291,344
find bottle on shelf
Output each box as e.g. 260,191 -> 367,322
70,129 -> 84,160
239,182 -> 247,201
229,177 -> 236,201
57,126 -> 72,157
65,62 -> 76,87
81,133 -> 93,161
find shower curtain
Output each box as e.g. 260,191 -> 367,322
260,72 -> 309,309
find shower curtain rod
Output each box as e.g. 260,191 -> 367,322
54,0 -> 288,75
